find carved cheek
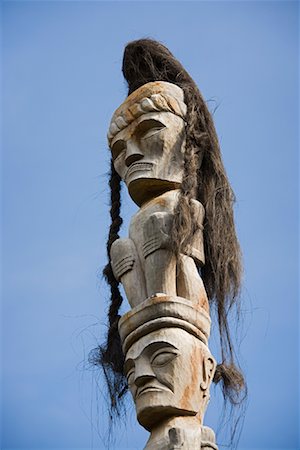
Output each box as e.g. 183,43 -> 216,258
179,346 -> 202,410
113,152 -> 126,179
139,133 -> 165,162
127,370 -> 137,399
159,130 -> 185,180
154,360 -> 177,393
166,131 -> 185,164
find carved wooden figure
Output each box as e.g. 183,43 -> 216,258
108,82 -> 207,310
99,39 -> 245,450
107,82 -> 217,448
118,295 -> 218,449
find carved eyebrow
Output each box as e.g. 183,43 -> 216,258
143,341 -> 178,355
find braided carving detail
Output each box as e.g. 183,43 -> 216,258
108,92 -> 187,144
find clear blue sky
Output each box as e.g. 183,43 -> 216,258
2,1 -> 299,449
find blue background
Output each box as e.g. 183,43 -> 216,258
2,1 -> 299,449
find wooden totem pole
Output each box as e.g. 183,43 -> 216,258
99,39 -> 245,449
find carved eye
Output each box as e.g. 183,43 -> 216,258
138,119 -> 165,140
141,127 -> 165,140
151,351 -> 178,367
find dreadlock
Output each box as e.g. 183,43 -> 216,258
91,160 -> 127,416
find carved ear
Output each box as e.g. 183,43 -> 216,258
200,356 -> 216,391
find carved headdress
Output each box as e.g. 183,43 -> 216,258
96,39 -> 245,425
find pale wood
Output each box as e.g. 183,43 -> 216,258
108,81 -> 218,449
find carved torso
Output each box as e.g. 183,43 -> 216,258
111,189 -> 208,310
129,189 -> 204,269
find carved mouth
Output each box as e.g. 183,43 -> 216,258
137,387 -> 163,398
125,162 -> 153,182
136,385 -> 171,399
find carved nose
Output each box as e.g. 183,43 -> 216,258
135,373 -> 155,388
125,141 -> 144,167
134,359 -> 155,387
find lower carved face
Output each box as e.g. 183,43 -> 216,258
124,328 -> 215,430
110,112 -> 186,206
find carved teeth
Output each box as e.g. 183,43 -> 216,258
125,162 -> 153,181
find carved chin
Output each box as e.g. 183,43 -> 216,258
128,178 -> 181,206
137,403 -> 198,431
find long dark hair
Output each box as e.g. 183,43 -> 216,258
94,39 -> 246,433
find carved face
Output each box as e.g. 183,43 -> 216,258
110,111 -> 186,206
124,328 -> 215,430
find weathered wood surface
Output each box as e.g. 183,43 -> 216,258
108,81 -> 218,449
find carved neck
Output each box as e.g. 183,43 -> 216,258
139,188 -> 181,209
145,415 -> 202,450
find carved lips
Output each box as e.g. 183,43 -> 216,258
136,384 -> 172,400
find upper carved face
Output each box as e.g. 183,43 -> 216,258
110,111 -> 186,206
124,328 -> 215,430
